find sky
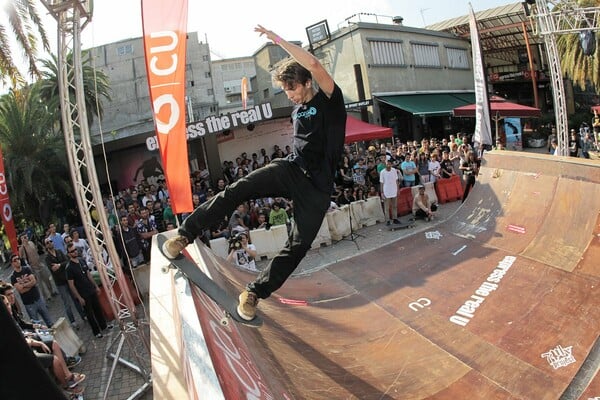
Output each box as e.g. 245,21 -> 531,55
37,0 -> 515,60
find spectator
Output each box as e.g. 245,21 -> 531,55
114,216 -> 144,272
136,206 -> 158,263
226,232 -> 258,272
379,160 -> 401,225
9,254 -> 54,327
367,186 -> 379,198
66,244 -> 113,339
400,153 -> 417,187
228,204 -> 249,235
460,150 -> 480,202
70,229 -> 90,259
44,239 -> 85,329
48,223 -> 66,254
428,153 -> 442,183
412,186 -> 437,221
1,294 -> 86,395
269,203 -> 288,226
19,233 -> 55,301
439,151 -> 455,179
416,152 -> 430,184
337,188 -> 356,206
152,200 -> 165,232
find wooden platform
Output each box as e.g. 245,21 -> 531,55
153,150 -> 600,399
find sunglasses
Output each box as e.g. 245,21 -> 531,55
68,249 -> 78,254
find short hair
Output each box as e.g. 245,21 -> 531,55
272,59 -> 312,89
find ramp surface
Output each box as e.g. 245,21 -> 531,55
176,151 -> 600,400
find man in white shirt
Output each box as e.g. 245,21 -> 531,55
379,160 -> 402,225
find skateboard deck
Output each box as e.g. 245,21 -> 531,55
388,221 -> 415,231
157,234 -> 262,328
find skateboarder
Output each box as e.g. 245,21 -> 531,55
162,24 -> 347,321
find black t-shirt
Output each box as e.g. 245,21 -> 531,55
10,266 -> 41,305
65,259 -> 96,297
45,250 -> 69,286
440,159 -> 454,178
289,84 -> 347,193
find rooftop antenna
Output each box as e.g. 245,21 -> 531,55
420,8 -> 430,26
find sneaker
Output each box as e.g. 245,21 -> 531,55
105,323 -> 114,330
237,290 -> 258,321
65,373 -> 86,389
162,235 -> 189,259
95,333 -> 103,338
66,356 -> 81,369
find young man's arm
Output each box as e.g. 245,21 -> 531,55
254,25 -> 335,97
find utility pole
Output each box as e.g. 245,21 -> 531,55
39,1 -> 152,399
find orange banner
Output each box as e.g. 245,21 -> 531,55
0,145 -> 18,253
141,0 -> 193,213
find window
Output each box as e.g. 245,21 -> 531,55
207,88 -> 214,96
202,55 -> 210,62
447,47 -> 469,69
368,40 -> 405,66
263,88 -> 269,98
205,71 -> 211,78
411,43 -> 441,67
117,44 -> 133,56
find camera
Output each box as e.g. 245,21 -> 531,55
228,233 -> 246,251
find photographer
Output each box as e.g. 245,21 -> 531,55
226,232 -> 258,272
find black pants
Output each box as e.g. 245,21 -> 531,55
180,159 -> 330,299
82,293 -> 107,335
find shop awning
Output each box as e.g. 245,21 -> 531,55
376,93 -> 475,117
345,115 -> 392,144
454,96 -> 541,118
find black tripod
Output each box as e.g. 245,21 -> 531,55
343,204 -> 364,248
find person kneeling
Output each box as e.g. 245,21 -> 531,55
412,186 -> 437,221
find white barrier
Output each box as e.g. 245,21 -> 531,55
209,237 -> 229,260
349,201 -> 365,230
52,317 -> 85,357
326,206 -> 352,241
311,217 -> 332,249
360,197 -> 385,226
249,224 -> 289,259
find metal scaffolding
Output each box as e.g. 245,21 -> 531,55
39,1 -> 152,399
528,0 -> 600,156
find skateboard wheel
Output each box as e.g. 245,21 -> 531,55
220,317 -> 229,327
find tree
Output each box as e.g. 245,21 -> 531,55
556,0 -> 600,92
0,0 -> 50,87
38,51 -> 112,126
0,83 -> 73,224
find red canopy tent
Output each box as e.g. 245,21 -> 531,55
591,105 -> 600,114
345,115 -> 392,144
453,95 -> 541,118
453,96 -> 541,143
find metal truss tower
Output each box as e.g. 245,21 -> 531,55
40,1 -> 152,399
528,0 -> 600,156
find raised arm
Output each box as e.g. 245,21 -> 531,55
254,25 -> 335,97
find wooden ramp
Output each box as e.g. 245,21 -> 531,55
160,151 -> 600,400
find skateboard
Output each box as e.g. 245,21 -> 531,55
388,221 -> 415,231
157,234 -> 262,328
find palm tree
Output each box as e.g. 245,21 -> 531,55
556,0 -> 600,91
0,0 -> 50,87
38,51 -> 112,126
0,83 -> 73,223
